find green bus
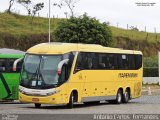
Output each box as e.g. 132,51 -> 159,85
0,48 -> 24,101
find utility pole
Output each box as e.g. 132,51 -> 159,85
48,0 -> 51,43
158,51 -> 160,85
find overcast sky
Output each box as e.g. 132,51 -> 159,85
0,0 -> 160,33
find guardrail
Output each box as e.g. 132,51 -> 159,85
143,77 -> 159,84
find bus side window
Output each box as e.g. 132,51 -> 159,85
117,54 -> 122,69
17,60 -> 23,72
135,55 -> 142,69
121,55 -> 129,70
92,53 -> 98,69
0,59 -> 7,72
129,55 -> 135,69
108,55 -> 116,69
62,52 -> 75,80
8,59 -> 15,73
75,52 -> 83,72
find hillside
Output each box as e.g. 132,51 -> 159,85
0,13 -> 159,57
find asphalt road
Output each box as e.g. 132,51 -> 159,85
0,95 -> 160,120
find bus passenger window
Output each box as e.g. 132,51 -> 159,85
0,59 -> 7,72
75,53 -> 83,71
121,55 -> 129,70
117,55 -> 122,69
98,54 -> 107,69
8,59 -> 15,73
17,60 -> 23,72
108,55 -> 116,69
75,52 -> 91,72
129,55 -> 135,69
135,55 -> 142,69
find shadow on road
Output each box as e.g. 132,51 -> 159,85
20,101 -> 140,110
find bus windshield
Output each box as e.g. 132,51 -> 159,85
20,54 -> 62,89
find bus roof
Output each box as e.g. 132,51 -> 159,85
27,42 -> 142,55
0,48 -> 25,58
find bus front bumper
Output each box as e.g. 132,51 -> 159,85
19,92 -> 68,105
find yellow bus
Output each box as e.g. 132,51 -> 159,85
19,43 -> 143,108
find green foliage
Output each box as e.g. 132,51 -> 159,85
0,12 -> 60,34
0,32 -> 51,51
0,12 -> 159,57
143,57 -> 158,77
111,26 -> 160,43
143,56 -> 158,67
143,68 -> 158,77
54,14 -> 113,46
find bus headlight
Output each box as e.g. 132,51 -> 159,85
19,86 -> 25,94
19,86 -> 61,96
46,89 -> 60,96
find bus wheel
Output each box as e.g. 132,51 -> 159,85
115,89 -> 123,104
67,92 -> 75,109
123,89 -> 130,103
35,103 -> 41,108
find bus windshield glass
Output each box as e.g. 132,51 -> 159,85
20,54 -> 62,89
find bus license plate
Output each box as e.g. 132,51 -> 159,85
32,98 -> 39,102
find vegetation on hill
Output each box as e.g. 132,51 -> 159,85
54,14 -> 112,46
0,12 -> 159,57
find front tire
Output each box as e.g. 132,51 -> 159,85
67,92 -> 74,109
35,103 -> 41,108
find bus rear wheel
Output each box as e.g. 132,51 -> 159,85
108,89 -> 123,104
123,89 -> 130,103
35,103 -> 41,108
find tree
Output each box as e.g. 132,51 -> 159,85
62,0 -> 78,17
53,0 -> 79,17
54,14 -> 113,46
130,26 -> 139,31
17,0 -> 44,29
7,0 -> 15,13
17,0 -> 31,15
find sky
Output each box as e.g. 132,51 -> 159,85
0,0 -> 160,33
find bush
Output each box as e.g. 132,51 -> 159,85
143,67 -> 158,77
143,56 -> 158,77
0,33 -> 52,51
54,14 -> 112,46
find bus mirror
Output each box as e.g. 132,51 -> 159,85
57,59 -> 69,76
13,58 -> 23,71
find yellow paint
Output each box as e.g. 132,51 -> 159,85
19,42 -> 143,105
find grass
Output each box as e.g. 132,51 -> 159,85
0,12 -> 160,43
0,13 -> 61,35
0,12 -> 159,57
111,26 -> 160,43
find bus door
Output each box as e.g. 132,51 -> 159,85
73,52 -> 88,98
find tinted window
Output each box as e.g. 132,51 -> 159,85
135,55 -> 142,69
121,54 -> 129,69
0,58 -> 23,73
75,52 -> 90,70
128,55 -> 135,69
0,59 -> 7,72
74,52 -> 142,73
